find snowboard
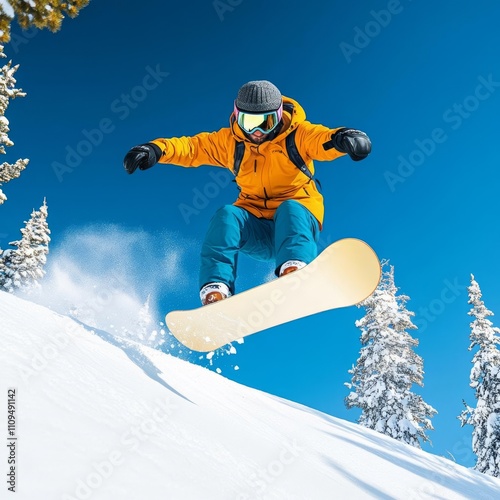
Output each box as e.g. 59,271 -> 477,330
166,238 -> 381,352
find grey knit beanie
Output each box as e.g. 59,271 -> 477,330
236,80 -> 282,113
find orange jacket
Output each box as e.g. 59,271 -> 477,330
151,97 -> 346,227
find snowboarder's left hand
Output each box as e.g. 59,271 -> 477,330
329,128 -> 372,161
123,143 -> 162,174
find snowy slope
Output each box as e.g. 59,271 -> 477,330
1,292 -> 500,500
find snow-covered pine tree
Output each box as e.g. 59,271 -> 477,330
0,0 -> 90,43
345,261 -> 437,448
0,199 -> 50,293
0,44 -> 28,205
459,275 -> 500,477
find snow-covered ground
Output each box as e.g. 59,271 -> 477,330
1,291 -> 499,499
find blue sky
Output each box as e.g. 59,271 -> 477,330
2,0 -> 500,467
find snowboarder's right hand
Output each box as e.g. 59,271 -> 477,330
123,143 -> 162,174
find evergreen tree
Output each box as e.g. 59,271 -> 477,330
0,0 -> 90,43
459,275 -> 500,477
0,199 -> 50,292
0,44 -> 27,205
346,261 -> 437,448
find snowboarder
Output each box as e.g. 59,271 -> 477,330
123,80 -> 371,305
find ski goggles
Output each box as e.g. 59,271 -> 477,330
234,101 -> 283,134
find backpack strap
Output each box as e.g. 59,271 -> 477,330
282,103 -> 315,182
285,129 -> 314,182
233,140 -> 245,177
232,102 -> 316,184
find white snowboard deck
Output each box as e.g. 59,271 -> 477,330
166,238 -> 381,352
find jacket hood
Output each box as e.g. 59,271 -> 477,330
230,96 -> 306,142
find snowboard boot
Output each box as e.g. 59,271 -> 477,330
279,260 -> 306,276
200,282 -> 231,306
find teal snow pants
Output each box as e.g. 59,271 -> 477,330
199,200 -> 320,294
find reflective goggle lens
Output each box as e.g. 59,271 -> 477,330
237,110 -> 280,134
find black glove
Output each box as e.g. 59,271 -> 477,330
325,128 -> 371,161
123,143 -> 162,174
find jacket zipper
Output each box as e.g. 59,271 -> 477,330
253,146 -> 269,208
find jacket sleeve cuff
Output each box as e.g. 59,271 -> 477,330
149,139 -> 171,162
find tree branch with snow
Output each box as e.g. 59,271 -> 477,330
0,0 -> 91,43
0,44 -> 27,204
